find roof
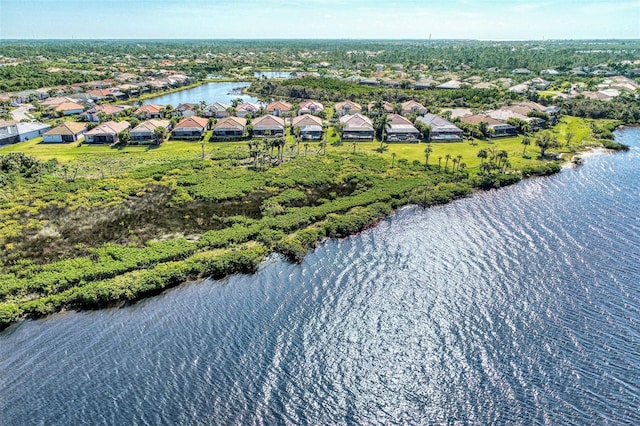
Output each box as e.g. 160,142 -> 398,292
335,100 -> 362,111
417,114 -> 463,132
207,102 -> 230,111
401,100 -> 427,111
253,115 -> 285,129
339,113 -> 373,130
367,100 -> 394,112
86,121 -> 130,135
16,122 -> 51,134
236,102 -> 260,112
299,100 -> 324,111
131,119 -> 171,133
43,122 -> 87,136
174,116 -> 209,129
55,101 -> 84,112
292,114 -> 322,127
135,104 -> 164,114
84,104 -> 130,115
266,101 -> 292,111
387,114 -> 419,133
436,80 -> 463,89
214,116 -> 247,129
458,114 -> 504,126
485,109 -> 534,122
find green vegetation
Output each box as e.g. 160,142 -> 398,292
0,114 -> 613,329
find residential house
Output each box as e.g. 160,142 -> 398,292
339,113 -> 374,140
266,101 -> 292,117
486,108 -> 543,129
134,104 -> 164,120
386,114 -> 421,142
130,119 -> 171,144
236,102 -> 261,118
42,122 -> 87,143
213,116 -> 247,139
401,100 -> 428,117
416,113 -> 463,141
0,121 -> 19,145
436,80 -> 464,90
298,100 -> 324,116
171,116 -> 209,140
458,114 -> 518,138
82,104 -> 131,122
252,115 -> 285,137
86,88 -> 125,102
16,122 -> 51,142
367,100 -> 394,116
292,114 -> 323,140
203,102 -> 231,118
176,103 -> 199,118
41,96 -> 77,109
334,100 -> 362,117
512,68 -> 531,75
54,101 -> 85,116
85,121 -> 130,144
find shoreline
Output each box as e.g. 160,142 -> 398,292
0,127 -> 631,330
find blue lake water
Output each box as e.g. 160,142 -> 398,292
1,129 -> 639,424
254,71 -> 292,79
142,82 -> 259,106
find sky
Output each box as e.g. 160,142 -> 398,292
1,0 -> 639,40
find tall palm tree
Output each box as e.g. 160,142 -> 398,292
477,149 -> 488,164
424,144 -> 433,170
521,135 -> 531,155
444,154 -> 451,172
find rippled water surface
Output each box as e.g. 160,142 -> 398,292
142,82 -> 258,106
2,130 -> 640,425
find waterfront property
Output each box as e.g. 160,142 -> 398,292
266,101 -> 292,117
292,114 -> 323,140
386,114 -> 421,142
42,122 -> 87,143
171,116 -> 209,140
130,119 -> 171,144
417,113 -> 464,141
204,102 -> 231,118
134,104 -> 164,120
176,103 -> 199,118
334,100 -> 362,117
252,115 -> 285,137
340,113 -> 374,140
84,121 -> 131,144
213,116 -> 247,139
236,102 -> 261,118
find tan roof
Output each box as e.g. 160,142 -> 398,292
174,116 -> 209,129
54,101 -> 84,112
292,114 -> 322,127
135,104 -> 164,114
266,101 -> 292,111
214,116 -> 247,129
131,119 -> 171,132
85,104 -> 129,115
335,100 -> 362,111
85,121 -> 130,135
253,115 -> 285,128
368,100 -> 394,112
236,102 -> 260,112
299,100 -> 324,111
339,113 -> 373,130
387,114 -> 413,125
458,114 -> 503,126
43,121 -> 87,136
401,100 -> 426,111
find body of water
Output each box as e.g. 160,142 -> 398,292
142,82 -> 259,106
1,130 -> 639,424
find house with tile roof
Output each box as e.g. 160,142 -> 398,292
416,114 -> 463,141
266,101 -> 293,117
54,101 -> 85,116
458,114 -> 518,137
213,116 -> 247,139
85,121 -> 131,144
82,104 -> 131,122
171,116 -> 209,140
339,113 -> 374,140
401,100 -> 428,117
298,100 -> 324,116
130,119 -> 171,144
386,114 -> 421,142
292,114 -> 323,140
334,100 -> 362,117
367,100 -> 394,117
134,104 -> 164,120
236,102 -> 261,118
42,122 -> 87,143
252,115 -> 285,137
203,102 -> 231,119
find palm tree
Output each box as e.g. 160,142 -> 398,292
304,143 -> 309,156
521,135 -> 531,155
353,142 -> 357,154
391,153 -> 396,168
477,149 -> 488,164
424,144 -> 433,170
375,114 -> 390,149
438,156 -> 442,171
444,154 -> 451,172
153,126 -> 167,145
456,155 -> 463,171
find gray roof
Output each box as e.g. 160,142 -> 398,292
417,114 -> 462,132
